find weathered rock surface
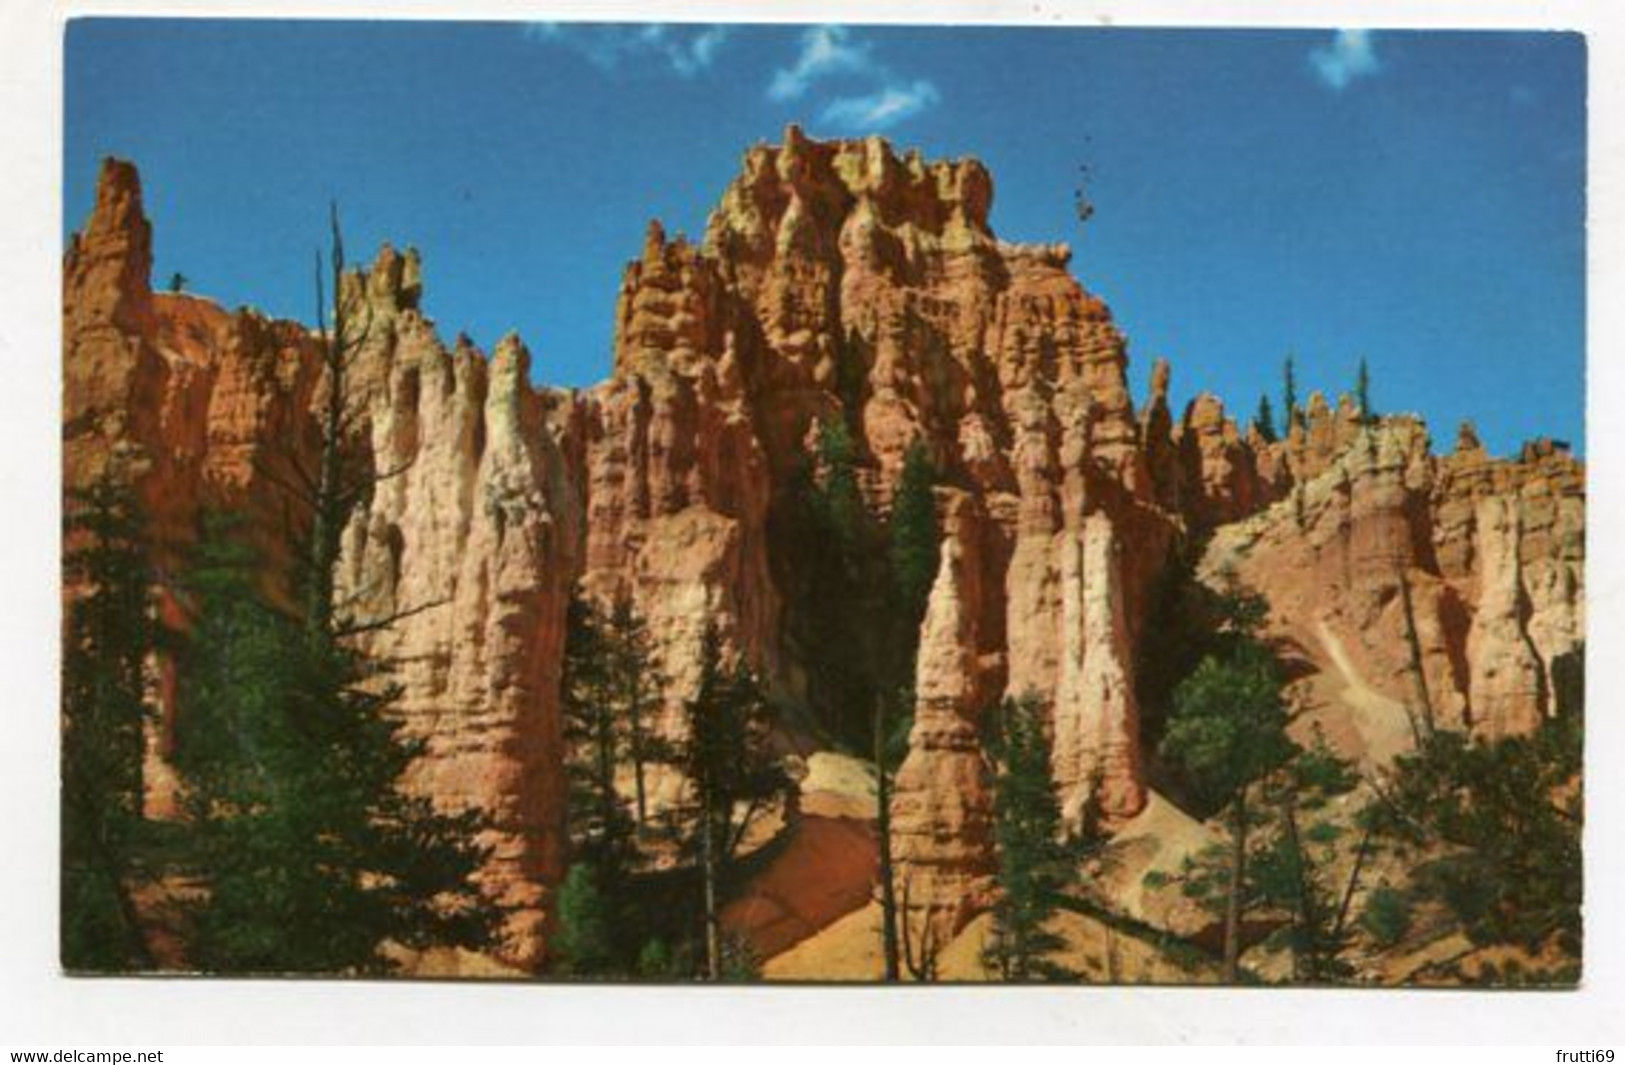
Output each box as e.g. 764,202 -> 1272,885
890,491 -> 997,941
64,132 -> 1586,971
1205,412 -> 1584,759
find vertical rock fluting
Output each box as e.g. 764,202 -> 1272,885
65,133 -> 1586,968
63,159 -> 325,820
890,491 -> 996,942
1207,412 -> 1582,757
335,301 -> 580,966
1464,496 -> 1546,739
1053,513 -> 1146,827
567,221 -> 780,796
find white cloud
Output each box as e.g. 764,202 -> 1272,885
768,25 -> 873,101
822,80 -> 940,132
767,25 -> 940,132
1309,29 -> 1381,91
523,22 -> 732,78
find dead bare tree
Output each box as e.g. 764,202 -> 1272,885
251,204 -> 446,642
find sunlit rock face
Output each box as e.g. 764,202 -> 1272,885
64,132 -> 1585,968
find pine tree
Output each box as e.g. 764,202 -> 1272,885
981,694 -> 1077,981
679,625 -> 790,980
873,439 -> 937,979
551,863 -> 617,977
1251,733 -> 1360,983
561,590 -> 635,879
174,206 -> 500,973
605,596 -> 668,829
1253,394 -> 1278,444
817,418 -> 866,550
1373,701 -> 1582,964
61,475 -> 157,971
1283,355 -> 1300,433
1161,639 -> 1297,982
174,514 -> 500,973
1355,357 -> 1374,424
889,442 -> 939,630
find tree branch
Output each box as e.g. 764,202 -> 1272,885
335,597 -> 451,640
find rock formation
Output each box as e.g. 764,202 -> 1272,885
62,132 -> 1586,970
890,491 -> 997,941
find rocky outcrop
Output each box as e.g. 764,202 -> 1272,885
1464,496 -> 1546,739
64,131 -> 1586,971
334,312 -> 579,968
63,159 -> 325,820
891,492 -> 997,941
1178,392 -> 1265,530
1206,417 -> 1583,758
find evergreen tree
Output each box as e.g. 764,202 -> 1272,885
636,937 -> 682,980
1359,883 -> 1413,949
1373,703 -> 1582,962
772,416 -> 880,744
679,626 -> 790,980
605,596 -> 668,828
167,271 -> 187,294
1283,355 -> 1300,433
981,694 -> 1077,981
61,475 -> 156,971
1251,733 -> 1360,982
1161,639 -> 1297,982
561,590 -> 635,879
174,514 -> 500,973
1253,393 -> 1278,444
1355,357 -> 1374,424
173,206 -> 501,973
550,863 -> 617,977
817,418 -> 866,549
888,442 -> 939,630
872,438 -> 937,979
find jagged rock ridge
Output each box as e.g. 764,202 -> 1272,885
62,132 -> 1585,968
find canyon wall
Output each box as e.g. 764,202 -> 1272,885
63,132 -> 1586,966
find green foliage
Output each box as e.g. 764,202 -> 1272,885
1161,643 -> 1296,813
557,590 -> 677,976
981,694 -> 1078,981
61,476 -> 157,971
1374,705 -> 1582,955
889,442 -> 940,633
1157,583 -> 1338,983
173,513 -> 500,974
551,863 -> 618,977
636,937 -> 683,980
1253,394 -> 1278,443
560,591 -> 636,877
680,625 -> 791,978
772,421 -> 937,749
605,596 -> 671,827
1355,357 -> 1374,424
167,271 -> 187,294
1360,883 -> 1413,949
680,628 -> 790,851
1283,355 -> 1300,432
817,419 -> 866,549
771,419 -> 877,743
720,933 -> 763,982
1135,555 -> 1271,782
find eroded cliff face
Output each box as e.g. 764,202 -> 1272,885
1204,407 -> 1584,760
63,132 -> 1586,969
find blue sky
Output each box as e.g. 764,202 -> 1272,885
65,21 -> 1585,456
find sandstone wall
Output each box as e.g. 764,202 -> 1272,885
63,133 -> 1587,967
